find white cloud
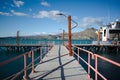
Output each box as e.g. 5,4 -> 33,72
11,10 -> 28,16
83,17 -> 103,25
13,0 -> 24,7
33,11 -> 48,18
79,17 -> 103,28
41,1 -> 50,7
34,32 -> 47,35
33,10 -> 61,20
34,32 -> 57,35
0,12 -> 12,16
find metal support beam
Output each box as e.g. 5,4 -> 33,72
23,54 -> 27,80
62,30 -> 65,46
68,16 -> 72,56
96,30 -> 100,46
16,31 -> 20,46
32,50 -> 35,73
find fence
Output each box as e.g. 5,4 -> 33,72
72,45 -> 120,80
0,42 -> 54,80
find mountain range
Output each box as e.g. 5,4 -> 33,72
21,27 -> 98,40
0,28 -> 98,40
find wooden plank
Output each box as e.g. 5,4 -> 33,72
29,45 -> 93,80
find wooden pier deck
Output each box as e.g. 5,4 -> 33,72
29,45 -> 93,80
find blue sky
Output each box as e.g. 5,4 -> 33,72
0,0 -> 120,37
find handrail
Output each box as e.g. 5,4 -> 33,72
68,44 -> 120,80
94,54 -> 120,67
0,42 -> 54,80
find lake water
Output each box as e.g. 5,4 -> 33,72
0,38 -> 120,80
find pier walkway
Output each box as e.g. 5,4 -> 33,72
29,45 -> 92,80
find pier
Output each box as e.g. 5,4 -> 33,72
0,43 -> 120,80
29,45 -> 92,80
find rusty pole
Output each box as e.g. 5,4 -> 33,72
95,56 -> 98,80
68,16 -> 72,56
98,30 -> 100,46
40,47 -> 42,63
62,30 -> 65,46
88,53 -> 90,78
16,31 -> 19,46
77,48 -> 80,64
32,50 -> 35,73
23,54 -> 27,80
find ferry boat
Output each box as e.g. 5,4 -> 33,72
93,19 -> 120,45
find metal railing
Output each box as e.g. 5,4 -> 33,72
64,42 -> 120,80
0,40 -> 55,45
72,45 -> 120,80
0,42 -> 54,80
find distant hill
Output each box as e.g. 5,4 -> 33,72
72,28 -> 97,40
0,28 -> 98,40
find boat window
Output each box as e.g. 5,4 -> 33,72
104,30 -> 106,37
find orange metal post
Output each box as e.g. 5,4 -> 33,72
45,47 -> 47,57
62,30 -> 65,46
28,51 -> 31,57
68,15 -> 72,56
40,47 -> 42,63
88,53 -> 90,78
23,54 -> 27,80
47,43 -> 49,52
77,48 -> 80,64
32,50 -> 35,73
16,31 -> 19,46
98,30 -> 100,46
95,56 -> 98,80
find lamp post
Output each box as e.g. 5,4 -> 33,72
96,30 -> 100,46
16,30 -> 20,46
59,28 -> 65,46
56,13 -> 78,56
62,29 -> 65,46
68,16 -> 72,56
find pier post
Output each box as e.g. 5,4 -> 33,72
88,53 -> 90,78
62,29 -> 65,46
68,15 -> 72,56
77,48 -> 80,64
95,56 -> 98,80
97,30 -> 100,46
40,47 -> 42,63
16,31 -> 20,46
23,54 -> 27,80
32,50 -> 35,73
